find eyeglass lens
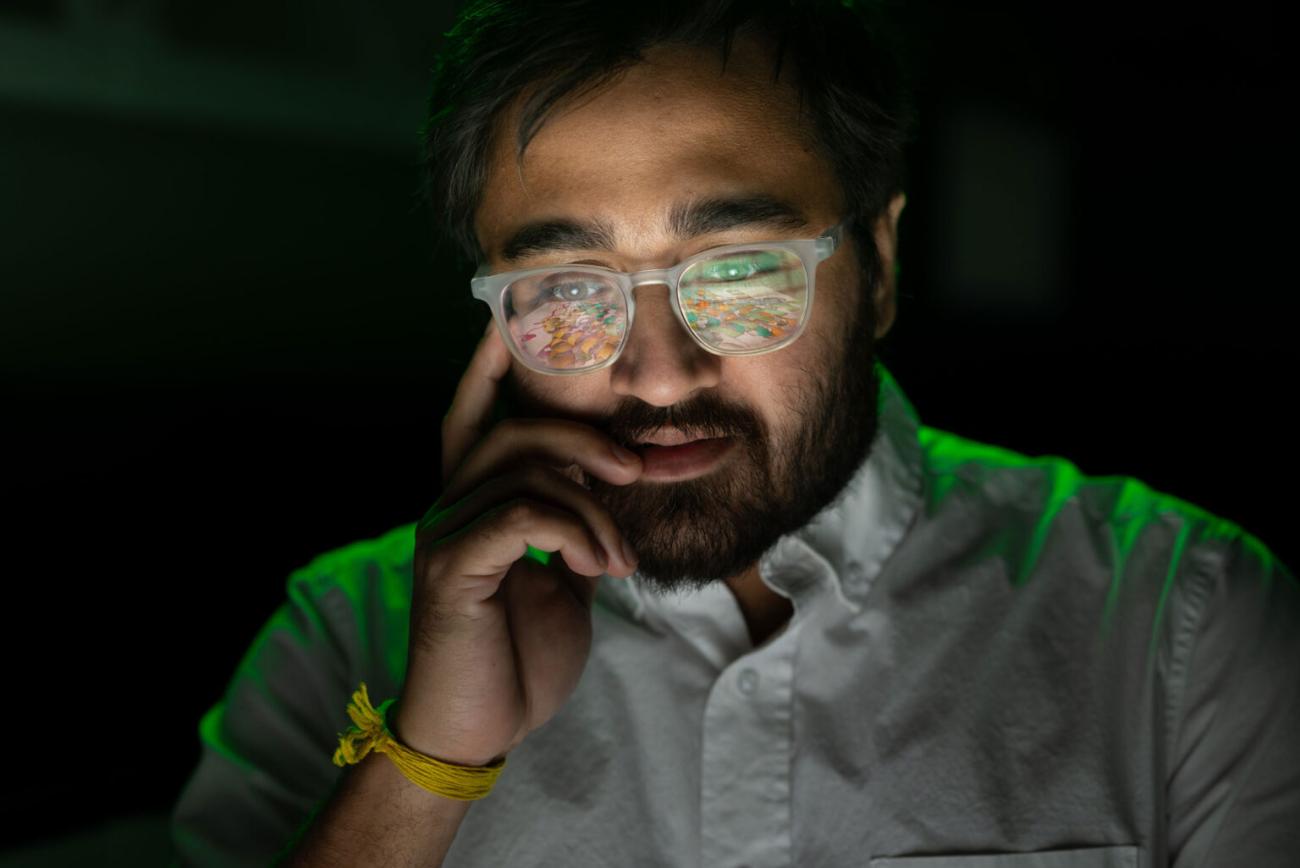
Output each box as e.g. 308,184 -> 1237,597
500,247 -> 808,371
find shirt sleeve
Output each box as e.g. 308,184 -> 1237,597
169,566 -> 364,867
1166,527 -> 1300,867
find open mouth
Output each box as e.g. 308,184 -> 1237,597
634,435 -> 725,451
632,436 -> 736,480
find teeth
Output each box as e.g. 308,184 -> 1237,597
634,429 -> 730,448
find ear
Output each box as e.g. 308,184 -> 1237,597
871,192 -> 906,339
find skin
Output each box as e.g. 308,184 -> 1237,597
469,35 -> 905,646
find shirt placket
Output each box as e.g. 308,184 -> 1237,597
698,549 -> 811,868
699,633 -> 795,868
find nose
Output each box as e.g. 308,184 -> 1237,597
608,282 -> 720,405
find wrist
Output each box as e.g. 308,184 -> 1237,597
388,697 -> 504,768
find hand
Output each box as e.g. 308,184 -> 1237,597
391,321 -> 642,768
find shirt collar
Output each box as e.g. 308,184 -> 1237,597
599,361 -> 925,621
765,361 -> 925,613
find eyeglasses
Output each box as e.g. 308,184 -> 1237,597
470,222 -> 846,375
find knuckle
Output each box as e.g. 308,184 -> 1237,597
493,416 -> 529,440
497,497 -> 543,526
416,535 -> 453,576
516,463 -> 599,515
518,460 -> 559,489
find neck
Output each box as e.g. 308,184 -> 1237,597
724,565 -> 794,648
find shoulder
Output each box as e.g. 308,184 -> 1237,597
276,523 -> 418,686
908,427 -> 1299,859
917,424 -> 1270,549
286,521 -> 418,607
919,423 -> 1188,525
912,424 -> 1295,619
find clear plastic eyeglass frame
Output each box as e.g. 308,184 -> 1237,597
469,221 -> 845,376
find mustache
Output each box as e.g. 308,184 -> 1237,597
603,394 -> 764,449
502,375 -> 763,449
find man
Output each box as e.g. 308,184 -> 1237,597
171,1 -> 1299,866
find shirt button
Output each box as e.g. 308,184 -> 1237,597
737,669 -> 759,695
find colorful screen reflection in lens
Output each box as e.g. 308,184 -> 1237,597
682,291 -> 804,351
514,299 -> 624,369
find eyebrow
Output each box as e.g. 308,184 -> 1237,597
498,194 -> 811,265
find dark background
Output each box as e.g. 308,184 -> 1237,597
2,0 -> 1295,861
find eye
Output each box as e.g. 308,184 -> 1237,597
695,251 -> 783,282
704,260 -> 755,281
546,279 -> 605,301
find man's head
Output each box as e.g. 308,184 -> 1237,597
424,0 -> 913,594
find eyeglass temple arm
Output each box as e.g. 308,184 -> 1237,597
815,221 -> 846,262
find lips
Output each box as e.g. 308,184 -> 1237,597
632,436 -> 737,481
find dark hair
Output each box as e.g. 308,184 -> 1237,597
421,0 -> 915,305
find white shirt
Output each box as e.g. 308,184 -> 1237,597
170,365 -> 1300,867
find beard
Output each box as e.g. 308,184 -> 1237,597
503,284 -> 882,596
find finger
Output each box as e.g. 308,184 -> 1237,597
442,416 -> 642,508
441,320 -> 512,488
432,498 -> 613,609
504,553 -> 602,617
550,557 -> 604,610
419,460 -> 638,577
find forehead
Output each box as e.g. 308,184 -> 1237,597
474,36 -> 843,258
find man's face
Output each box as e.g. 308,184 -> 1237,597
473,36 -> 893,594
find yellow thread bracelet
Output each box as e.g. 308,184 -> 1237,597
332,682 -> 506,801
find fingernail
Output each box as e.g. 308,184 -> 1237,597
621,538 -> 638,569
596,543 -> 611,570
611,444 -> 639,465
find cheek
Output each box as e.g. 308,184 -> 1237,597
809,259 -> 864,351
508,364 -> 607,417
737,344 -> 819,424
742,293 -> 846,419
802,300 -> 845,364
